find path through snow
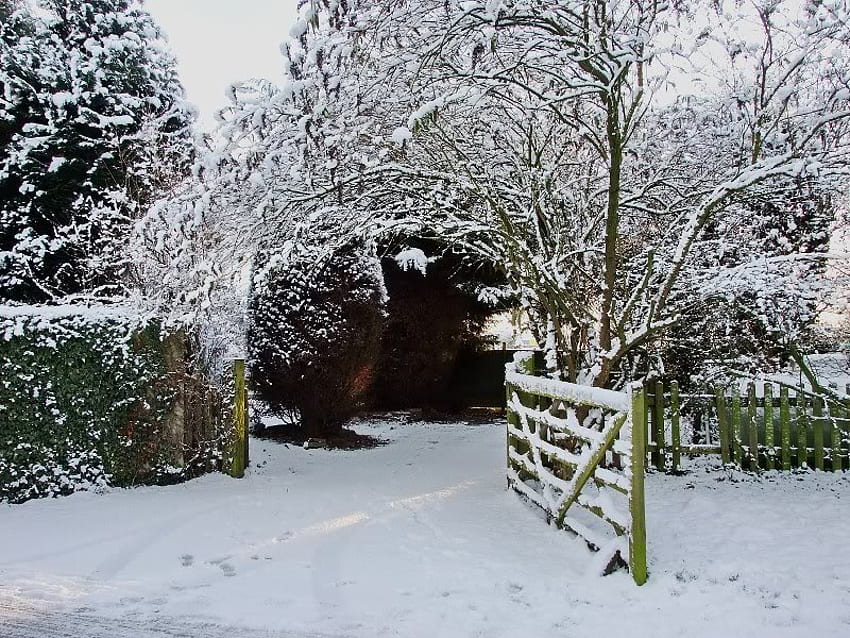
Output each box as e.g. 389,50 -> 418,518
1,414 -> 848,637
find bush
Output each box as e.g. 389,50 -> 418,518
249,241 -> 386,438
0,304 -> 224,503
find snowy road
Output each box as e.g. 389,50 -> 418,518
1,414 -> 849,637
0,603 -> 337,638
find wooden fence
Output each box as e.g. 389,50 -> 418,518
505,355 -> 647,585
644,380 -> 850,473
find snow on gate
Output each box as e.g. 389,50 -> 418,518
505,354 -> 648,585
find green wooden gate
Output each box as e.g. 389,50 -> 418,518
505,355 -> 647,585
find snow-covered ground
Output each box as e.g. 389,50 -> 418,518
1,415 -> 848,637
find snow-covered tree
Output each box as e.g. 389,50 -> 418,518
0,0 -> 195,302
333,0 -> 850,387
146,0 -> 850,393
0,0 -> 19,21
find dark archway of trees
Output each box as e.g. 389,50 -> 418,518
371,240 -> 506,412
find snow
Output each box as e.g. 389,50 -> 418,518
1,415 -> 848,637
393,247 -> 431,275
390,126 -> 412,144
506,368 -> 631,412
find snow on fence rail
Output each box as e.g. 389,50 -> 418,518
505,355 -> 648,585
643,380 -> 850,473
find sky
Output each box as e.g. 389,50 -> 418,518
145,0 -> 300,131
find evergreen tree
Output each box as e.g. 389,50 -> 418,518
248,229 -> 386,438
0,0 -> 18,21
0,0 -> 194,301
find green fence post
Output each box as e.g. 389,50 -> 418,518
630,385 -> 648,586
654,380 -> 665,471
731,387 -> 742,468
780,387 -> 791,471
670,381 -> 681,473
763,383 -> 774,470
813,396 -> 825,471
228,358 -> 248,478
832,400 -> 843,472
747,383 -> 759,470
797,390 -> 808,469
716,388 -> 731,465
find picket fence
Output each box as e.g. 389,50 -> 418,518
644,380 -> 850,473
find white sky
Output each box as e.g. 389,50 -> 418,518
145,0 -> 300,131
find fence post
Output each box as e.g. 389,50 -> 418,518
797,390 -> 808,469
747,382 -> 759,471
813,396 -> 825,471
670,381 -> 680,473
715,388 -> 731,465
630,385 -> 648,586
228,358 -> 248,478
731,387 -> 742,468
832,400 -> 843,472
653,380 -> 665,471
780,386 -> 791,471
764,383 -> 774,470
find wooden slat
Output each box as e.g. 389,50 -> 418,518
716,389 -> 731,465
575,496 -> 628,536
780,386 -> 791,471
763,383 -> 774,470
654,381 -> 665,471
832,403 -> 843,472
594,467 -> 630,494
813,396 -> 825,471
731,388 -> 742,468
671,381 -> 681,472
797,391 -> 808,468
747,382 -> 759,471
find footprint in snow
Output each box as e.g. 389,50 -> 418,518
205,556 -> 237,574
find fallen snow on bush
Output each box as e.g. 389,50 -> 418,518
0,416 -> 848,637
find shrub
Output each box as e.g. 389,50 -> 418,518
249,241 -> 386,438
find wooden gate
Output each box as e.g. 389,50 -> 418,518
505,355 -> 647,585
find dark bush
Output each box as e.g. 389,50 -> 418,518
248,241 -> 386,438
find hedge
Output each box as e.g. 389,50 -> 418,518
0,304 -> 224,503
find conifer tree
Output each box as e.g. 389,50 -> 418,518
0,0 -> 194,301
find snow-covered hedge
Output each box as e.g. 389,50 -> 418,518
0,305 -> 210,503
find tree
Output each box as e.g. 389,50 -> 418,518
373,242 -> 502,410
145,0 -> 850,393
313,0 -> 850,387
0,0 -> 19,21
0,0 -> 194,302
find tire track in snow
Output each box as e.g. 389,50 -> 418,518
0,599 -> 347,638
